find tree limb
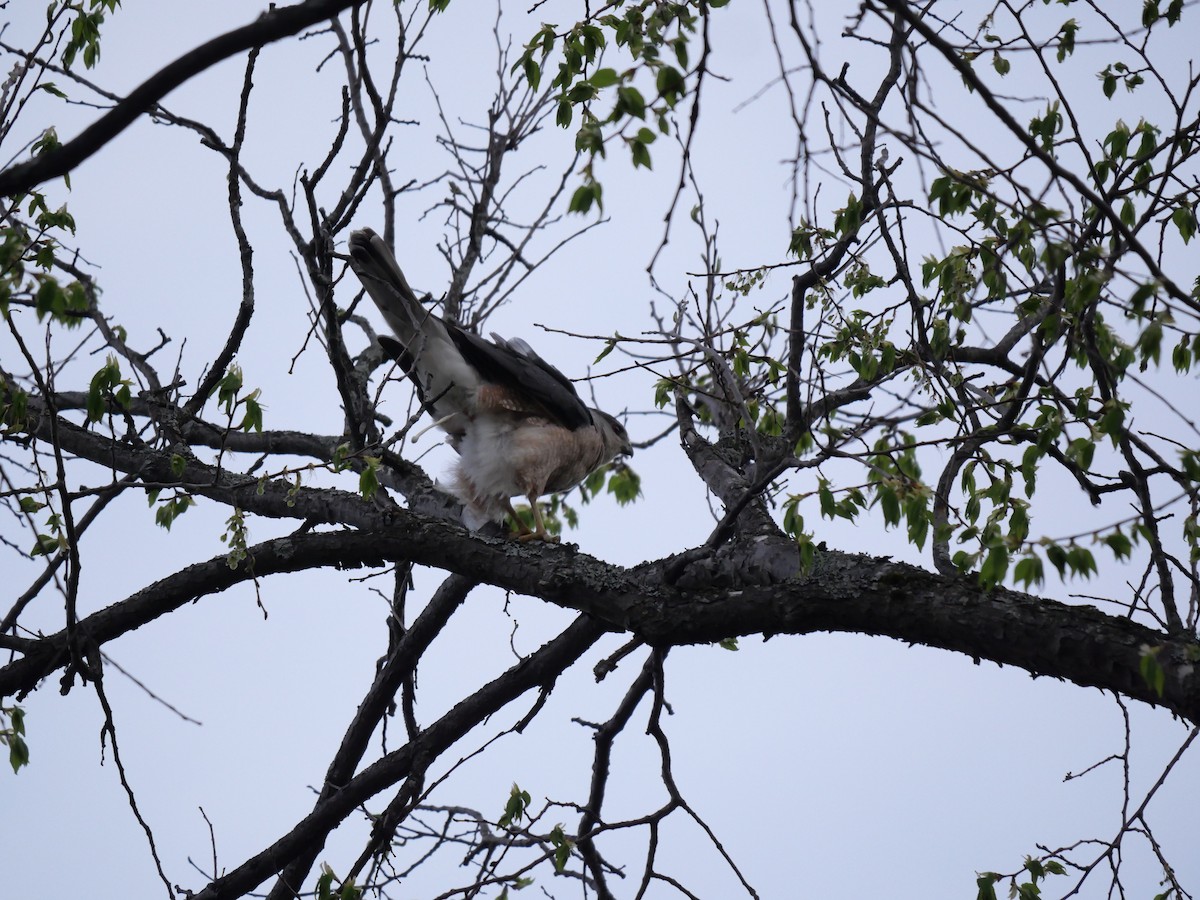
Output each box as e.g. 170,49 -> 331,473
0,0 -> 367,197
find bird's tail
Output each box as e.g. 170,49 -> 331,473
347,227 -> 429,350
347,227 -> 481,435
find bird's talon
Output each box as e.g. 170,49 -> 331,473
517,530 -> 559,543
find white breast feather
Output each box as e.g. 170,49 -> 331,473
455,418 -> 522,502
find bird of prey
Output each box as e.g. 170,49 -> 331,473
347,227 -> 632,541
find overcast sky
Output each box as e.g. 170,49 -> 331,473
3,2 -> 1200,898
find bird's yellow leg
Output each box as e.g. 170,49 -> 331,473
519,497 -> 559,543
504,500 -> 534,538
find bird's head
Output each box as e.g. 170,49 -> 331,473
595,410 -> 633,461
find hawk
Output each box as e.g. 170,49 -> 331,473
347,228 -> 632,541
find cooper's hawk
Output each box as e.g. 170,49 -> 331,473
348,228 -> 632,541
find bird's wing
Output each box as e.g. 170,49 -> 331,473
446,328 -> 594,430
348,228 -> 480,434
480,336 -> 632,459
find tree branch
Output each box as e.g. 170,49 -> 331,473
188,614 -> 607,900
4,524 -> 1196,724
0,0 -> 366,197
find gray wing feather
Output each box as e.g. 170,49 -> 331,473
348,228 -> 480,436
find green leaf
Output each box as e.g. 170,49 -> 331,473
976,874 -> 1000,900
1065,437 -> 1095,471
782,496 -> 804,538
1103,531 -> 1132,561
979,545 -> 1009,589
154,495 -> 195,531
499,783 -> 532,828
568,181 -> 602,214
359,457 -> 381,500
878,484 -> 900,526
718,637 -> 739,651
629,137 -> 652,169
1120,197 -> 1136,227
566,82 -> 598,104
556,96 -> 573,127
1013,555 -> 1044,588
818,482 -> 836,519
568,184 -> 593,214
32,126 -> 61,156
606,466 -> 642,505
834,192 -> 863,234
240,393 -> 264,433
589,67 -> 620,88
1181,450 -> 1200,482
1028,101 -> 1062,151
905,494 -> 929,549
316,866 -> 334,900
549,824 -> 573,873
9,732 -> 29,772
583,466 -> 608,498
1055,19 -> 1078,62
523,56 -> 541,92
1096,399 -> 1126,444
1139,646 -> 1165,697
1174,334 -> 1194,373
798,535 -> 816,574
655,65 -> 686,105
1172,205 -> 1197,244
1137,318 -> 1164,368
1067,545 -> 1097,578
1101,70 -> 1117,99
217,366 -> 243,413
30,533 -> 61,557
615,85 -> 646,119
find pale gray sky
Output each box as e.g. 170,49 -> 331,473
3,2 -> 1199,898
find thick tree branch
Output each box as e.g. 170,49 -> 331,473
4,523 -> 1197,724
